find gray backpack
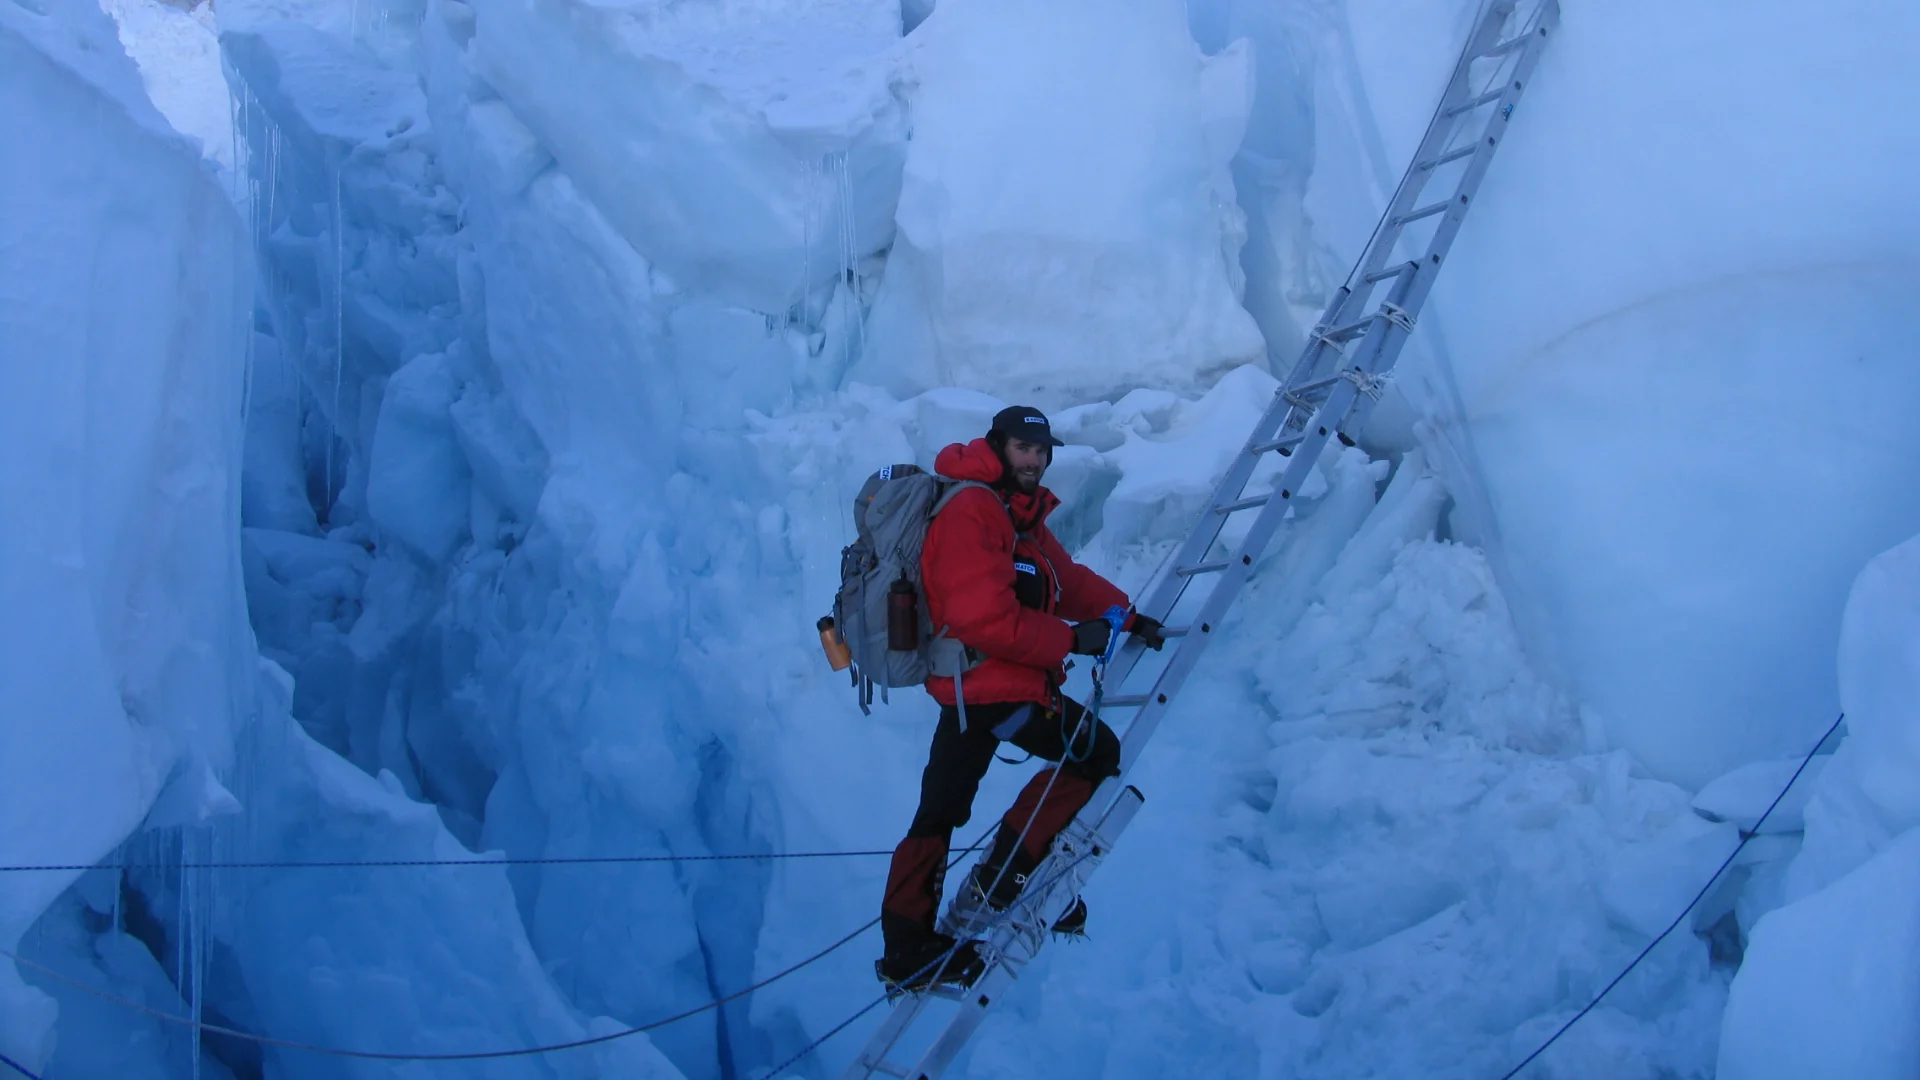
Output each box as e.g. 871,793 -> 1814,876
833,464 -> 990,713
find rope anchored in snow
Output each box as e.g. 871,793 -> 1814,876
0,1050 -> 42,1080
1494,710 -> 1847,1079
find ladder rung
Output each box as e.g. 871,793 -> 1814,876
860,1055 -> 914,1078
1392,200 -> 1451,226
1444,87 -> 1505,117
1214,494 -> 1270,514
1323,318 -> 1372,343
1364,261 -> 1416,284
1481,31 -> 1533,59
1418,144 -> 1478,171
1103,694 -> 1150,708
1250,432 -> 1306,454
1175,561 -> 1229,578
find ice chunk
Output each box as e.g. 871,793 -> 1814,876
465,0 -> 909,310
367,351 -> 473,560
855,0 -> 1264,401
1099,364 -> 1279,545
1718,826 -> 1920,1080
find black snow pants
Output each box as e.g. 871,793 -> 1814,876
880,698 -> 1121,953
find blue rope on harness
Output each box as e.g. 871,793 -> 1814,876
1064,605 -> 1130,764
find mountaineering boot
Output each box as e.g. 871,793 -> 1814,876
1051,897 -> 1088,938
963,836 -> 1089,936
876,932 -> 986,992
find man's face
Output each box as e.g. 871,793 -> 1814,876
1003,437 -> 1050,494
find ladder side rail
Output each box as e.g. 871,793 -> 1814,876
1111,273 -> 1417,779
1285,2 -> 1504,401
840,988 -> 939,1080
1332,5 -> 1557,444
1097,388 -> 1301,696
1344,2 -> 1509,292
1401,9 -> 1557,323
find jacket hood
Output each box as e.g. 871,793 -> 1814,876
934,438 -> 1006,484
935,438 -> 1058,530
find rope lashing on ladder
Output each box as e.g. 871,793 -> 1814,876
1337,366 -> 1394,402
1379,300 -> 1416,334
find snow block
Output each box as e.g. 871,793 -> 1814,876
466,0 -> 909,311
856,0 -> 1264,402
1718,826 -> 1920,1080
1788,531 -> 1920,899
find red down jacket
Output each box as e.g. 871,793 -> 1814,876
920,438 -> 1130,708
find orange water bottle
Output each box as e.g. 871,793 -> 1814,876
817,616 -> 851,671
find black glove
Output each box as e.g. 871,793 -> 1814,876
1069,619 -> 1113,656
1128,613 -> 1166,651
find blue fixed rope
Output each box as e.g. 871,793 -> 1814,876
0,1050 -> 41,1080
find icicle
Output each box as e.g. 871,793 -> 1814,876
834,151 -> 865,371
185,828 -> 204,1080
799,155 -> 817,328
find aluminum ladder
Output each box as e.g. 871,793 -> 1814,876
838,3 -> 1559,1076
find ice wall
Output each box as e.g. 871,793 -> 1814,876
213,0 -> 926,1072
856,0 -> 1265,402
0,0 -> 251,1066
1253,0 -> 1920,787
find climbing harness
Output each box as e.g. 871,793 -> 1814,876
841,3 -> 1560,1076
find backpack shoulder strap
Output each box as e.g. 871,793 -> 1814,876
928,478 -> 998,519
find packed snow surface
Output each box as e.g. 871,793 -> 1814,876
5,0 -> 1918,1078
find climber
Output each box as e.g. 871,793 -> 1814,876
876,405 -> 1166,990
